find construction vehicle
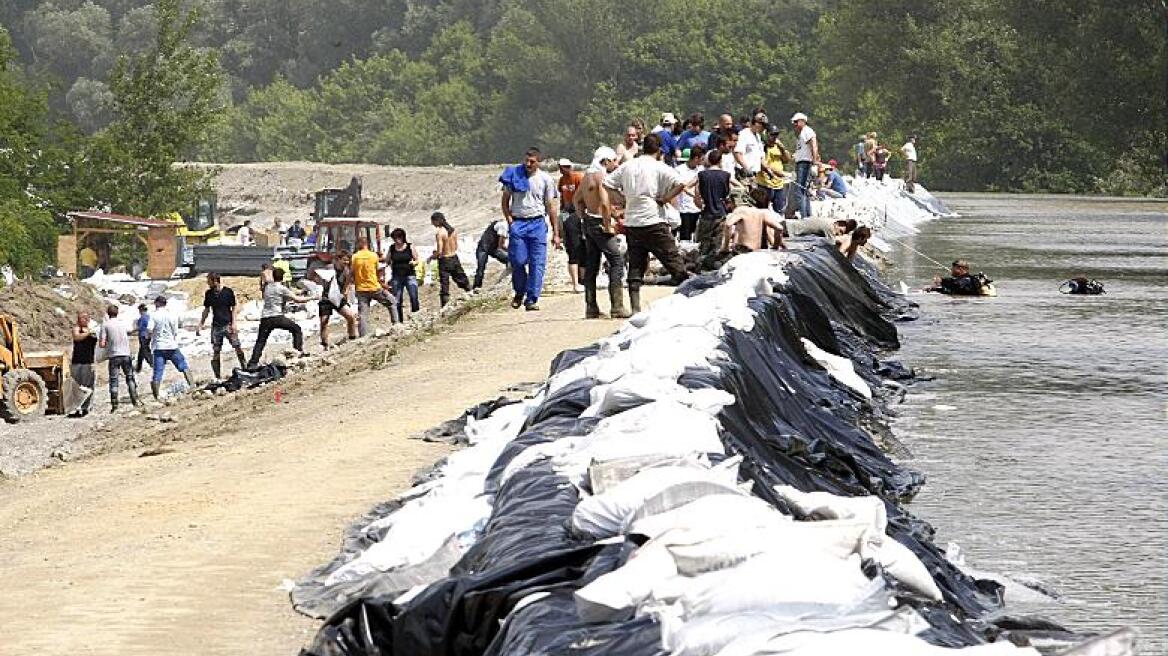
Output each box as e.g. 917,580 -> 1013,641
162,195 -> 224,245
305,218 -> 384,276
0,316 -> 67,423
311,177 -> 362,223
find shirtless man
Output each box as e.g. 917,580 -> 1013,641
836,226 -> 871,261
783,216 -> 856,240
576,146 -> 630,319
721,189 -> 786,259
427,211 -> 471,306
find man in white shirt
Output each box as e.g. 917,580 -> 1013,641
601,133 -> 690,313
901,135 -> 919,193
237,220 -> 253,246
790,112 -> 820,219
674,147 -> 705,241
733,112 -> 768,176
148,296 -> 195,400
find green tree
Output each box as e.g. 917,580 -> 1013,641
83,0 -> 226,215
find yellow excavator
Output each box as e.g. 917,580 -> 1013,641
161,195 -> 223,245
0,316 -> 67,423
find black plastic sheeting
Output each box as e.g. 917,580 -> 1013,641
301,245 -> 1073,656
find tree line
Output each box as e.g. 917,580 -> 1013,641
0,0 -> 1165,272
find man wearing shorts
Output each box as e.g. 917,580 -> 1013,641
314,250 -> 358,348
196,272 -> 247,380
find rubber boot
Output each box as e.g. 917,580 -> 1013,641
584,285 -> 604,319
150,381 -> 161,400
110,399 -> 118,413
129,387 -> 141,408
628,287 -> 642,315
609,285 -> 632,319
234,348 -> 247,371
183,369 -> 196,391
211,354 -> 222,380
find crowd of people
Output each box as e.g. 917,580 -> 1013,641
490,108 -> 912,318
64,108 -> 927,415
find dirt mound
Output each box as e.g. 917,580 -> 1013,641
172,275 -> 264,308
0,280 -> 107,352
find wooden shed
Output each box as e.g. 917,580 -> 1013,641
61,211 -> 179,280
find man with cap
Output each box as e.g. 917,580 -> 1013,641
757,126 -> 790,213
499,146 -> 561,311
655,113 -> 680,166
790,112 -> 820,219
558,158 -> 586,292
734,112 -> 769,177
575,146 -> 630,319
602,133 -> 689,314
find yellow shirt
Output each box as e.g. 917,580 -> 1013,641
79,247 -> 98,267
351,249 -> 381,292
756,144 -> 787,189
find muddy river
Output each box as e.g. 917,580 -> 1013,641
887,194 -> 1167,652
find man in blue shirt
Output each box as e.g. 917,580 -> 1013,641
824,163 -> 849,197
677,113 -> 711,154
658,114 -> 680,167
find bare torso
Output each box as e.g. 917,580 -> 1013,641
725,207 -> 783,251
577,171 -> 606,217
434,227 -> 459,257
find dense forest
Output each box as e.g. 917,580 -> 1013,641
0,0 -> 1165,270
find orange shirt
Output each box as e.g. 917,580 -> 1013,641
559,171 -> 584,206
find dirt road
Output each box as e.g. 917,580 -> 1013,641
0,288 -> 669,655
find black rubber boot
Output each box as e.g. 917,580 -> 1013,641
150,381 -> 161,400
609,285 -> 632,319
211,354 -> 222,380
584,285 -> 604,319
628,287 -> 642,314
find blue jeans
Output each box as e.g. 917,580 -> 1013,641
152,348 -> 189,383
508,218 -> 548,304
392,275 -> 420,322
767,187 -> 785,214
795,161 -> 812,218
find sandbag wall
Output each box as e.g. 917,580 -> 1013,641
296,242 -> 1077,656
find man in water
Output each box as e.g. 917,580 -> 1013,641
500,147 -> 561,311
312,250 -> 358,348
558,158 -> 586,293
720,189 -> 786,259
428,211 -> 471,307
473,219 -> 509,290
196,272 -> 248,380
99,305 -> 141,412
927,260 -> 987,295
247,268 -> 311,367
352,236 -> 397,335
602,133 -> 689,314
576,146 -> 629,319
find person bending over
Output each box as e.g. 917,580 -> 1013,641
312,250 -> 358,348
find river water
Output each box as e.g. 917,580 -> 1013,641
886,194 -> 1167,653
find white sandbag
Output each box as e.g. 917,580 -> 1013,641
868,535 -> 943,602
663,604 -> 922,656
581,374 -> 735,419
713,626 -> 1039,656
775,485 -> 942,601
570,461 -> 740,539
800,338 -> 872,399
574,540 -> 677,623
589,453 -> 711,496
628,493 -> 789,541
679,551 -> 875,620
774,485 -> 887,531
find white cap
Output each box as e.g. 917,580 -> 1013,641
558,158 -> 573,167
790,112 -> 808,123
661,112 -> 677,125
592,146 -> 617,163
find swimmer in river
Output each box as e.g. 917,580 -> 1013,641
925,259 -> 994,296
